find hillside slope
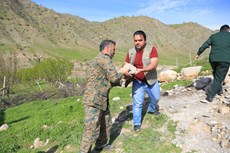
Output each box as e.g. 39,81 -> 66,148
0,0 -> 214,65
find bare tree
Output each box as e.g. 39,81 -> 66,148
0,52 -> 19,101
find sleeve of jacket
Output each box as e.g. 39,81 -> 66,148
100,55 -> 123,85
197,36 -> 212,56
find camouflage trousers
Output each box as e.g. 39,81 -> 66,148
79,105 -> 112,153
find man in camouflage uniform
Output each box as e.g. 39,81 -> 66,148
79,40 -> 131,153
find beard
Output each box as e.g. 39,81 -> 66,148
135,44 -> 146,51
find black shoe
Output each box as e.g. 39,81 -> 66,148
94,145 -> 114,151
94,147 -> 103,152
217,90 -> 223,95
147,111 -> 160,115
134,125 -> 141,131
206,96 -> 213,102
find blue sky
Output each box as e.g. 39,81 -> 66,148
32,0 -> 229,30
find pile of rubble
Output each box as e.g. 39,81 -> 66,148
160,78 -> 230,153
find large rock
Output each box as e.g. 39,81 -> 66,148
158,70 -> 178,82
181,66 -> 202,80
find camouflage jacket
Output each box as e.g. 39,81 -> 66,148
83,53 -> 123,111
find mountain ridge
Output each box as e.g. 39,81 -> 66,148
0,0 -> 214,65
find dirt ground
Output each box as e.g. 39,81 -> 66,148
159,84 -> 230,153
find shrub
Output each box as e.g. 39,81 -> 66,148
17,58 -> 73,84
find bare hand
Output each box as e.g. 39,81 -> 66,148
135,68 -> 144,74
119,68 -> 132,77
194,55 -> 199,60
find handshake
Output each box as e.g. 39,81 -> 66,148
118,63 -> 137,87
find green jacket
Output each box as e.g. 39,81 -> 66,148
197,31 -> 230,64
83,53 -> 123,111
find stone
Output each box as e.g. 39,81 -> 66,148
181,66 -> 202,80
158,70 -> 178,82
0,124 -> 9,131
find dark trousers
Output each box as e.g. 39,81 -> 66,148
208,61 -> 230,98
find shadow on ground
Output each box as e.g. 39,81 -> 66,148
109,97 -> 153,144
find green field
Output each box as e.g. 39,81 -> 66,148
0,87 -> 181,153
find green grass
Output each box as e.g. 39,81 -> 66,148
195,59 -> 212,75
0,55 -> 212,152
160,80 -> 193,90
0,87 -> 181,153
0,97 -> 84,152
50,48 -> 98,61
117,113 -> 180,153
172,59 -> 211,74
109,87 -> 133,115
109,87 -> 181,153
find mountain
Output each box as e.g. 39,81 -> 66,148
0,0 -> 214,65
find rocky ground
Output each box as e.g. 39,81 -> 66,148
109,81 -> 230,153
158,84 -> 230,153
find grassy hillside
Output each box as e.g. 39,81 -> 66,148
0,87 -> 181,153
0,0 -> 214,66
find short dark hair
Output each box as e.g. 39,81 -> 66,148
133,30 -> 147,41
99,39 -> 116,51
220,24 -> 229,31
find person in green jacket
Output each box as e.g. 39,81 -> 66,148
195,24 -> 230,102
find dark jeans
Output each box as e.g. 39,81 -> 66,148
208,61 -> 230,98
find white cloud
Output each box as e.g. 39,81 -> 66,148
135,0 -> 220,30
190,8 -> 212,16
137,0 -> 190,14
